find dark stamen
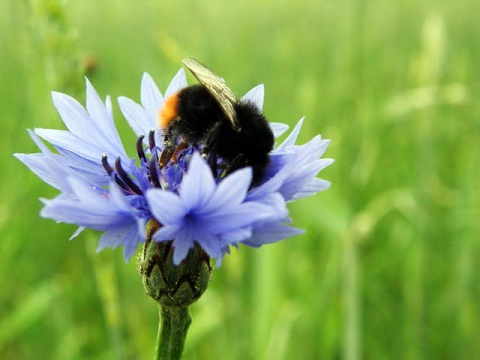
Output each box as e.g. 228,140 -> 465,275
102,153 -> 113,176
136,135 -> 146,162
149,155 -> 160,188
115,157 -> 143,195
149,130 -> 156,151
114,174 -> 131,192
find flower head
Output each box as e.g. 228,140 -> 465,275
15,65 -> 333,265
146,152 -> 282,265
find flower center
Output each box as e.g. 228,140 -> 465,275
101,130 -> 227,197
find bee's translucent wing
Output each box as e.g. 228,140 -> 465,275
182,57 -> 239,130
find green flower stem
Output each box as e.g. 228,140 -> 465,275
155,304 -> 192,360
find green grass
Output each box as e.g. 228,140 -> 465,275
1,0 -> 479,359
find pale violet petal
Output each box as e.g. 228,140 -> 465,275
204,167 -> 252,211
15,130 -> 83,192
15,153 -> 69,192
118,96 -> 153,137
277,118 -> 304,149
97,223 -> 136,250
291,178 -> 332,200
164,68 -> 187,99
146,189 -> 187,225
51,91 -> 95,140
86,80 -> 116,144
244,223 -> 304,247
269,122 -> 289,138
35,129 -> 105,163
121,227 -> 144,261
85,79 -> 126,156
152,224 -> 183,242
280,159 -> 332,201
220,227 -> 252,243
179,153 -> 216,209
172,227 -> 195,264
201,202 -> 275,233
191,228 -> 222,262
141,72 -> 164,120
241,84 -> 264,110
69,227 -> 84,240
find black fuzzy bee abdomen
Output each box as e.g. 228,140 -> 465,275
214,101 -> 274,184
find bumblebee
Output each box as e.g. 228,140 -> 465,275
158,58 -> 274,185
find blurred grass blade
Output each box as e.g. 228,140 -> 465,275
0,279 -> 61,348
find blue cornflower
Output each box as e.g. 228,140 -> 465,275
15,67 -> 333,264
146,153 -> 284,265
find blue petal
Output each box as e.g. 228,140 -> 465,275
244,223 -> 305,247
254,193 -> 289,218
164,68 -> 187,98
122,225 -> 144,260
179,153 -> 216,210
41,198 -> 128,230
204,167 -> 252,211
262,151 -> 293,181
152,224 -> 184,242
96,220 -> 144,261
57,150 -> 110,186
85,79 -> 125,154
220,227 -> 252,243
35,128 -> 110,165
277,118 -> 304,149
246,158 -> 292,201
290,136 -> 331,163
291,177 -> 332,200
97,223 -> 138,250
51,91 -> 95,141
49,83 -> 129,164
172,226 -> 195,264
141,72 -> 164,125
69,227 -> 84,240
201,201 -> 277,233
15,131 -> 83,193
269,123 -> 289,138
52,87 -> 126,160
15,153 -> 69,192
241,84 -> 264,110
118,96 -> 153,138
146,189 -> 187,225
41,178 -> 138,230
280,159 -> 331,201
190,227 -> 223,263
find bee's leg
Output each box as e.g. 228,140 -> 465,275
159,146 -> 175,168
202,122 -> 222,154
208,151 -> 218,178
223,154 -> 248,176
202,123 -> 224,177
171,140 -> 189,163
159,127 -> 179,168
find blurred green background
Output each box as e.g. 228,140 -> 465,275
1,0 -> 479,359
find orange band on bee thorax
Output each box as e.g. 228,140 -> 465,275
159,92 -> 180,129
